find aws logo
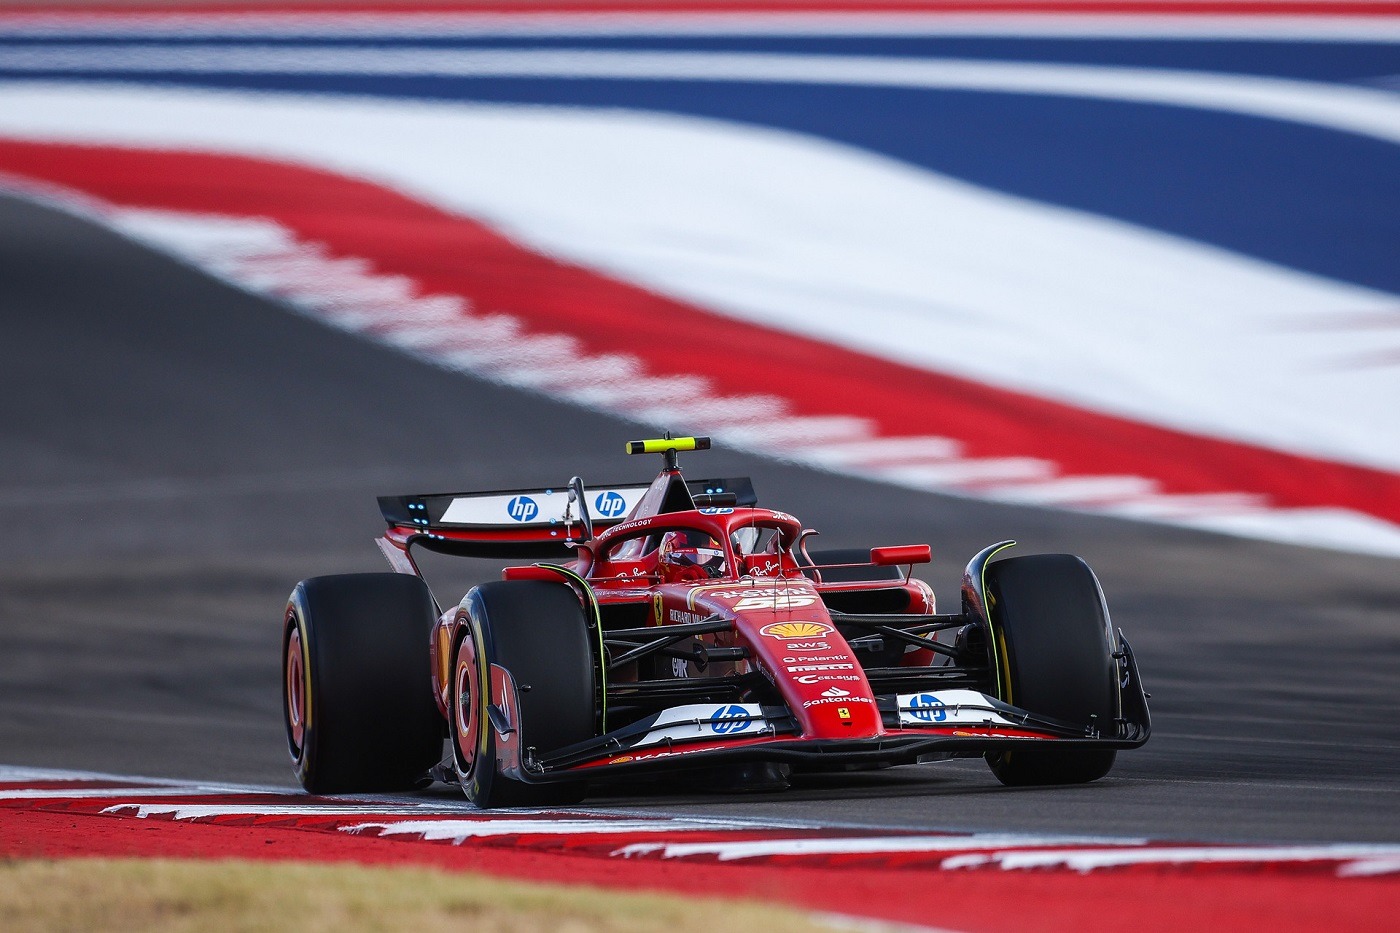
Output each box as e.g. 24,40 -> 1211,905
760,621 -> 833,640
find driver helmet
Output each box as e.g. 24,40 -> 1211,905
658,530 -> 726,582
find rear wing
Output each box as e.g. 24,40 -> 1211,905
379,477 -> 757,559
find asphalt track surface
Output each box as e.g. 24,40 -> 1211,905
2,192 -> 1398,846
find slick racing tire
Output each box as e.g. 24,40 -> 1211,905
982,554 -> 1120,787
452,580 -> 595,808
283,573 -> 443,794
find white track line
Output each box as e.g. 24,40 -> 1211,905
0,13 -> 1394,41
5,47 -> 1400,146
101,803 -> 456,819
0,787 -> 208,800
613,833 -> 1147,861
342,818 -> 760,840
1,13 -> 1399,41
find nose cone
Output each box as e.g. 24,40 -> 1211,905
692,580 -> 883,739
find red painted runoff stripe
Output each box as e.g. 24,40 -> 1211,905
2,775 -> 1399,932
1,139 -> 1397,532
4,806 -> 1391,933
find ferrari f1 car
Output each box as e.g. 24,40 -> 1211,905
283,436 -> 1149,807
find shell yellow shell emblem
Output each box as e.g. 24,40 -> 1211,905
760,621 -> 834,640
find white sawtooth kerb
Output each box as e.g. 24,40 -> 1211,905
2,767 -> 1399,877
940,844 -> 1400,872
94,206 -> 1400,559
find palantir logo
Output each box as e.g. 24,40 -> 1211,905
908,693 -> 947,722
710,704 -> 750,735
506,495 -> 539,522
594,490 -> 627,518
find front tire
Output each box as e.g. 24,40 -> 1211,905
283,573 -> 443,794
452,580 -> 596,808
983,554 -> 1119,786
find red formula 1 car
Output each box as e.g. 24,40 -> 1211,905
283,437 -> 1149,807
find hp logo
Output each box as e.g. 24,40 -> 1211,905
506,496 -> 539,522
710,705 -> 750,735
594,490 -> 627,518
908,694 -> 947,722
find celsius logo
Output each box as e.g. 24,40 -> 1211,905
506,496 -> 539,522
710,704 -> 750,735
908,694 -> 947,722
594,491 -> 627,518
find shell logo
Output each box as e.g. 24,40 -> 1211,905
760,621 -> 834,640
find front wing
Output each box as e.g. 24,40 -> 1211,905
482,641 -> 1151,784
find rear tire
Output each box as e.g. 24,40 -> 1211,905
452,580 -> 596,808
983,554 -> 1119,786
283,573 -> 443,794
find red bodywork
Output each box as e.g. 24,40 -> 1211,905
378,463 -> 1107,780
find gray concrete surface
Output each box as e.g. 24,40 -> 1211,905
2,193 -> 1397,843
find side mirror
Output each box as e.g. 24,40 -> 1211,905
566,476 -> 594,543
870,545 -> 932,566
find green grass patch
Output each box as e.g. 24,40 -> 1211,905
0,857 -> 839,933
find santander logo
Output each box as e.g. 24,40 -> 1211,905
821,687 -> 850,698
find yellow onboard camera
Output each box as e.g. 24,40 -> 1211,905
625,436 -> 711,455
626,435 -> 710,471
